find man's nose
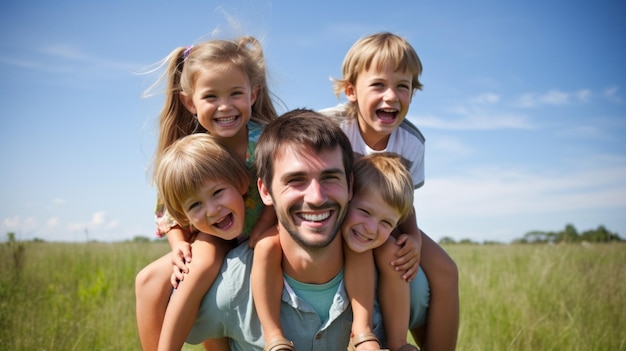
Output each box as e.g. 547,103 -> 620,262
304,179 -> 326,205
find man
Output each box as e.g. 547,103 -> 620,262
186,109 -> 429,350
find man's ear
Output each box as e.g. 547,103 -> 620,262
179,92 -> 197,114
345,83 -> 357,103
257,178 -> 274,206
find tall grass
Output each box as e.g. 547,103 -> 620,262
1,241 -> 623,350
448,243 -> 625,350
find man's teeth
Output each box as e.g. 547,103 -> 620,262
300,212 -> 330,222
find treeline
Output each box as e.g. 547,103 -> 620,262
439,224 -> 623,245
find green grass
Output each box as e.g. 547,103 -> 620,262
1,241 -> 624,350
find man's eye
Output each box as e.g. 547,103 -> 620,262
286,177 -> 305,185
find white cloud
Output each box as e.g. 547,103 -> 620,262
604,85 -> 622,103
91,211 -> 106,226
414,112 -> 532,130
470,93 -> 500,105
51,198 -> 67,206
2,216 -> 20,229
46,217 -> 60,228
514,89 -> 593,108
416,160 -> 626,221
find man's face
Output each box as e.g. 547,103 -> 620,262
259,144 -> 352,249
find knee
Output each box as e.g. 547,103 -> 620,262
135,264 -> 159,295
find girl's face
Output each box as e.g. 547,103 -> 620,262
345,64 -> 413,150
181,66 -> 258,140
341,190 -> 401,253
182,178 -> 247,240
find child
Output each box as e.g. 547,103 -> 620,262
135,36 -> 279,351
343,152 -> 418,351
150,133 -> 250,349
321,32 -> 459,350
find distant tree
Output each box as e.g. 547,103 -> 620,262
516,224 -> 622,244
459,238 -> 478,245
439,236 -> 456,245
558,224 -> 579,243
132,236 -> 151,243
523,230 -> 549,243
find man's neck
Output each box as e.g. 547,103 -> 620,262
280,232 -> 344,284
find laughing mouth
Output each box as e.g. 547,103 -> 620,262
298,211 -> 331,222
376,108 -> 398,122
352,229 -> 373,242
215,116 -> 238,124
214,213 -> 234,230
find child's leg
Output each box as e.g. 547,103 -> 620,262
410,231 -> 458,351
344,243 -> 381,350
157,233 -> 234,351
135,253 -> 173,351
251,233 -> 290,346
374,238 -> 413,351
201,337 -> 230,350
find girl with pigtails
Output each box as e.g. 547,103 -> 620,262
135,36 -> 287,351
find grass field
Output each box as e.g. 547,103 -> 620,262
1,240 -> 624,350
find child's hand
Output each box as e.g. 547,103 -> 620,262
392,232 -> 422,282
169,241 -> 192,288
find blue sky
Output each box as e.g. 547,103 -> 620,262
1,1 -> 625,243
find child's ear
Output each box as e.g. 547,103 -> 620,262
345,83 -> 358,103
250,84 -> 259,106
179,92 -> 197,114
257,178 -> 274,206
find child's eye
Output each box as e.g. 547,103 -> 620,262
212,188 -> 224,197
382,220 -> 394,228
358,208 -> 370,216
187,201 -> 201,211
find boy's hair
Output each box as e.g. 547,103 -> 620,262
255,108 -> 354,192
352,152 -> 414,222
149,36 -> 278,163
332,32 -> 423,118
153,133 -> 250,227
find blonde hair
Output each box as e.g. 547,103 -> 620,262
352,152 -> 414,222
332,32 -> 423,118
148,36 -> 277,163
153,133 -> 250,227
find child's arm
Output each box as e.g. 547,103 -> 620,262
165,226 -> 193,288
251,229 -> 289,346
413,231 -> 459,351
247,204 -> 277,248
393,207 -> 422,281
156,202 -> 194,287
374,238 -> 413,350
344,243 -> 381,350
157,232 -> 234,351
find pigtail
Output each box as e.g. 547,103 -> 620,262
238,36 -> 278,125
155,47 -> 203,167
